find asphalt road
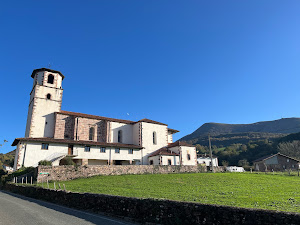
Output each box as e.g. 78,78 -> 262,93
0,191 -> 136,225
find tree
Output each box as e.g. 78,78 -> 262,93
278,141 -> 300,159
222,160 -> 229,167
238,159 -> 249,167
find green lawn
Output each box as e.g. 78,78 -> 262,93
38,173 -> 300,213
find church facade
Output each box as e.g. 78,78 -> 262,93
13,68 -> 197,170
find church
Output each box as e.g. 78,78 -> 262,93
12,68 -> 197,170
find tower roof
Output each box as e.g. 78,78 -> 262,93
31,68 -> 65,80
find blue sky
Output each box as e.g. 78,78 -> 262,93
1,1 -> 300,153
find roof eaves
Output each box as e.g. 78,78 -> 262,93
31,68 -> 65,80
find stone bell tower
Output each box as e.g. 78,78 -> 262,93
25,68 -> 64,138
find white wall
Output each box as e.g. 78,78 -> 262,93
167,132 -> 173,143
161,155 -> 180,165
30,85 -> 63,138
180,146 -> 197,165
169,146 -> 197,166
141,122 -> 168,164
110,122 -> 133,144
21,142 -> 68,168
148,155 -> 160,165
197,157 -> 218,167
73,145 -> 141,162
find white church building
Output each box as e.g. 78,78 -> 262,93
13,68 -> 197,170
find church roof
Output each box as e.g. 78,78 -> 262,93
57,111 -> 179,132
12,137 -> 143,149
58,111 -> 135,124
168,128 -> 179,134
148,147 -> 180,157
167,141 -> 194,148
137,118 -> 167,126
31,68 -> 65,80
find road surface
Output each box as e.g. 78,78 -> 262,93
0,191 -> 136,225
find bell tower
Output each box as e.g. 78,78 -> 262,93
25,68 -> 64,138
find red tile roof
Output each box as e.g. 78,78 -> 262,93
31,68 -> 65,80
168,128 -> 179,134
57,111 -> 178,131
167,141 -> 194,148
137,118 -> 167,126
148,147 -> 179,157
12,137 -> 143,149
58,111 -> 135,124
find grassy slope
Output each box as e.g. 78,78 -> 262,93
40,173 -> 300,213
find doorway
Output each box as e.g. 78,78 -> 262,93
68,145 -> 74,155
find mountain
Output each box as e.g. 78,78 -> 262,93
180,118 -> 300,146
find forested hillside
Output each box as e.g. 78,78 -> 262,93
0,150 -> 15,168
180,118 -> 300,167
180,118 -> 300,145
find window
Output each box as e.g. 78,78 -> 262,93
187,154 -> 191,160
46,94 -> 51,100
287,159 -> 290,162
128,149 -> 133,154
118,130 -> 122,143
115,148 -> 120,154
47,74 -> 54,84
100,147 -> 106,153
89,127 -> 95,141
41,143 -> 49,150
153,131 -> 157,145
150,160 -> 153,165
168,159 -> 172,165
84,146 -> 91,152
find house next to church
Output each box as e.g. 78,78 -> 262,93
12,68 -> 197,170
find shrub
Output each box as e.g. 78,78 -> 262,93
59,156 -> 75,166
38,160 -> 52,166
12,167 -> 35,177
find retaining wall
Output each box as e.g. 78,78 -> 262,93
37,165 -> 206,182
4,183 -> 300,225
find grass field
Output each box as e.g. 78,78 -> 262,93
38,173 -> 300,213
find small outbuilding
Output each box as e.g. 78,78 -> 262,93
197,155 -> 218,167
253,153 -> 300,171
2,165 -> 14,172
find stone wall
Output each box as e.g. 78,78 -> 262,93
37,165 -> 206,182
4,183 -> 300,225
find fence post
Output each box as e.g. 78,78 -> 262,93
26,176 -> 28,184
63,184 -> 66,191
47,179 -> 49,189
54,182 -> 56,190
22,177 -> 24,184
31,176 -> 33,185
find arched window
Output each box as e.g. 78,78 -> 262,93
153,131 -> 157,145
89,127 -> 95,141
46,93 -> 51,100
47,74 -> 54,84
118,130 -> 122,143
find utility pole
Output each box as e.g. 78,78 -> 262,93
208,135 -> 214,173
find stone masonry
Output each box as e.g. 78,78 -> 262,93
4,183 -> 300,225
37,165 -> 206,182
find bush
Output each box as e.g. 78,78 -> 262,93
12,167 -> 35,177
38,160 -> 52,166
59,156 -> 75,166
